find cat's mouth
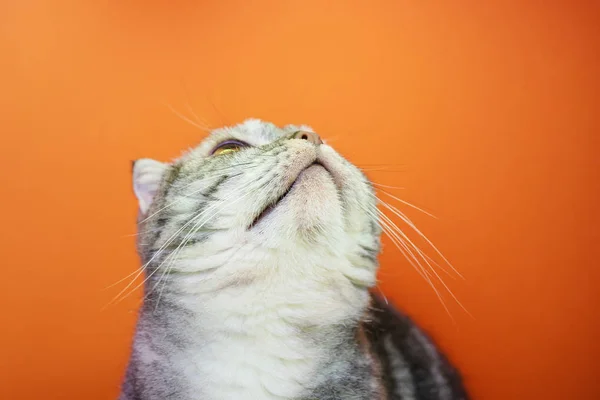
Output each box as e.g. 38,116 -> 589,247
248,161 -> 328,229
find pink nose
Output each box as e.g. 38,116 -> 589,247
291,130 -> 322,145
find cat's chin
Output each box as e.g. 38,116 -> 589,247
249,163 -> 341,234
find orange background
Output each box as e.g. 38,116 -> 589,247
0,1 -> 598,399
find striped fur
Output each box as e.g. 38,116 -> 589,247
365,295 -> 469,400
119,119 -> 468,400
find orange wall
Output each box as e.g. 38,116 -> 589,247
0,1 -> 598,399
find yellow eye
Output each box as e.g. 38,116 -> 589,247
213,145 -> 240,156
211,140 -> 247,156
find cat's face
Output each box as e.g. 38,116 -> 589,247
133,119 -> 380,298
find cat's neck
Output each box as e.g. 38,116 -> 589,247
135,275 -> 370,400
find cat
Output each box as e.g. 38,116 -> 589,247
119,119 -> 469,400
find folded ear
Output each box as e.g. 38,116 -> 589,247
132,158 -> 169,214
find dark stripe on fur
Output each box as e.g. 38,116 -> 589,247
365,294 -> 469,400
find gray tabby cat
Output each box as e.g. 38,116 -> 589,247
120,119 -> 468,400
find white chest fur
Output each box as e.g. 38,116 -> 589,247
186,329 -> 320,399
169,265 -> 369,400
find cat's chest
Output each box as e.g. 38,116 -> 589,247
170,272 -> 363,399
185,333 -> 321,400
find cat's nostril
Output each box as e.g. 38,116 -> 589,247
291,130 -> 322,145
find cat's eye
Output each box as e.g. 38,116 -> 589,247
211,140 -> 248,156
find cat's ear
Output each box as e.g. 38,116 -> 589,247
132,158 -> 169,214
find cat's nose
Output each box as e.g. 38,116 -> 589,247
291,130 -> 322,145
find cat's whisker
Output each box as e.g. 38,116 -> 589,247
154,219 -> 232,305
111,224 -> 209,307
359,204 -> 430,282
138,174 -> 223,224
379,199 -> 462,279
376,211 -> 432,281
359,167 -> 408,173
169,177 -> 262,257
376,189 -> 437,219
377,204 -> 471,318
360,197 -> 458,317
205,162 -> 260,174
376,214 -> 456,324
179,77 -> 213,129
371,182 -> 406,190
378,209 -> 452,283
184,102 -> 211,130
357,164 -> 407,169
357,163 -> 407,167
207,95 -> 229,127
104,268 -> 143,290
359,167 -> 389,172
133,210 -> 237,305
139,159 -> 275,227
110,165 -> 267,295
120,227 -> 164,238
374,199 -> 451,278
104,197 -> 233,308
119,178 -> 260,306
122,227 -> 224,239
153,168 -> 285,297
375,210 -> 455,322
164,102 -> 211,133
375,286 -> 389,305
151,185 -> 258,308
139,165 -> 254,224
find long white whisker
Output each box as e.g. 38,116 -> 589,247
359,167 -> 394,172
377,202 -> 453,278
375,209 -> 454,321
151,186 -> 258,308
375,286 -> 389,305
179,78 -> 213,129
377,212 -> 432,281
359,204 -> 430,281
376,189 -> 437,218
376,204 -> 471,317
120,228 -> 162,238
163,103 -> 211,132
105,192 -> 240,308
358,165 -> 407,172
108,164 -> 266,306
379,199 -> 463,279
206,95 -> 229,127
184,103 -> 210,129
139,169 -> 247,224
136,159 -> 263,227
109,174 -> 245,291
103,268 -> 141,290
371,182 -> 406,190
115,179 -> 259,306
378,210 -> 446,283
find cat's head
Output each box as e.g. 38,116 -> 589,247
132,119 -> 381,303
